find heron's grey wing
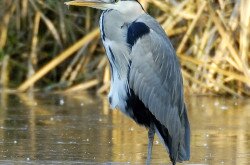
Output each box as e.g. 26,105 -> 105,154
128,16 -> 189,160
129,26 -> 184,133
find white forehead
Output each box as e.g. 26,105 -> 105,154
112,1 -> 143,14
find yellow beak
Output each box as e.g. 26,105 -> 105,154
65,0 -> 110,9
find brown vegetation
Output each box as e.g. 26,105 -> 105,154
0,0 -> 249,96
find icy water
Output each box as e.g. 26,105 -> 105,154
0,92 -> 249,164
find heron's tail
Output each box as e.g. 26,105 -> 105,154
154,120 -> 175,162
154,105 -> 190,163
177,105 -> 190,161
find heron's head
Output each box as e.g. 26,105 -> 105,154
65,0 -> 143,13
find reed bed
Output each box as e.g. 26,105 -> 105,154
0,0 -> 249,96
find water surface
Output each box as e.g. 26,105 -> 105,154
0,92 -> 249,164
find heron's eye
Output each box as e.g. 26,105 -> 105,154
113,0 -> 119,3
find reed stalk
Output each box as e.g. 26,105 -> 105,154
0,0 -> 249,96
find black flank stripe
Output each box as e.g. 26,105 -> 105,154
126,89 -> 152,127
127,22 -> 150,48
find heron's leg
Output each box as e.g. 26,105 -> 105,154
146,123 -> 155,165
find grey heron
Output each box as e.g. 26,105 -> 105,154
65,0 -> 190,164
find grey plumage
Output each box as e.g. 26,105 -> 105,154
101,9 -> 190,164
66,0 -> 190,164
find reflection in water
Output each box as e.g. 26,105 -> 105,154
0,92 -> 249,164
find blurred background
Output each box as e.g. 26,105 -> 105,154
0,0 -> 249,96
0,1 -> 250,164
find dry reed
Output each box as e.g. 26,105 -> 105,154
0,0 -> 249,96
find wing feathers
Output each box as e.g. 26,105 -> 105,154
128,21 -> 189,161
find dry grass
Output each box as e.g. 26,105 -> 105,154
0,0 -> 249,96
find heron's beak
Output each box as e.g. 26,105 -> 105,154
65,0 -> 112,10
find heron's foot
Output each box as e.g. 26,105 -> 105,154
146,123 -> 155,165
146,156 -> 151,165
